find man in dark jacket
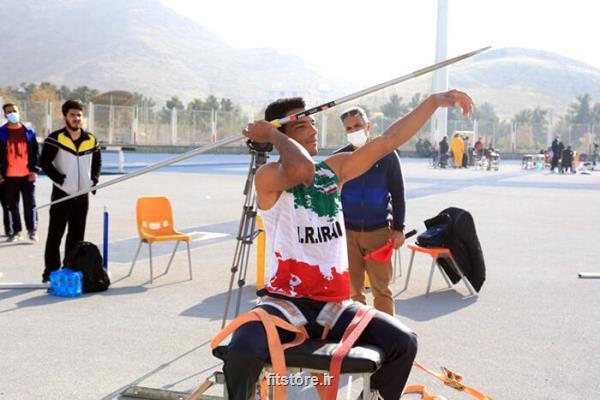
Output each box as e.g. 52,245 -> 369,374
561,145 -> 574,174
334,106 -> 406,315
0,103 -> 40,242
438,136 -> 449,168
550,135 -> 560,172
40,100 -> 101,282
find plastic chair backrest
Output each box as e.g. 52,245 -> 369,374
136,196 -> 175,239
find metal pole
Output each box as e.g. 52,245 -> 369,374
103,206 -> 109,269
431,0 -> 449,143
46,100 -> 52,135
88,102 -> 95,132
109,104 -> 115,144
36,46 -> 490,209
132,105 -> 138,145
171,108 -> 178,145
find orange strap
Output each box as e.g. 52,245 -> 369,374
310,324 -> 333,400
325,306 -> 377,400
412,362 -> 494,400
403,384 -> 445,400
211,308 -> 308,400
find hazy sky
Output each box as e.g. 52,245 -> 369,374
162,0 -> 598,86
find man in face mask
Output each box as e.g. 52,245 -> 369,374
333,106 -> 406,315
0,103 -> 40,242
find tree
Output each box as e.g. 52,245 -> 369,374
592,103 -> 600,125
187,98 -> 206,111
407,93 -> 424,111
220,98 -> 234,112
513,109 -> 532,125
165,96 -> 184,110
472,102 -> 499,123
70,86 -> 98,102
531,107 -> 548,126
204,95 -> 219,112
58,85 -> 72,100
133,92 -> 156,108
381,95 -> 407,119
567,93 -> 592,124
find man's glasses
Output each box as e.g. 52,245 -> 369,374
340,109 -> 366,121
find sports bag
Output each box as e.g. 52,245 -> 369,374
63,241 -> 110,293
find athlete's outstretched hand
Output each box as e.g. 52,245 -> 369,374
434,90 -> 474,117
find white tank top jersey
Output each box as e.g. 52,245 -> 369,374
258,161 -> 350,302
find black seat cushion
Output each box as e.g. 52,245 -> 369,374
213,339 -> 383,373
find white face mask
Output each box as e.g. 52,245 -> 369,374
6,112 -> 20,124
347,129 -> 368,147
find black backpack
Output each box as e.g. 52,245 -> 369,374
416,208 -> 486,292
63,241 -> 110,293
416,212 -> 452,248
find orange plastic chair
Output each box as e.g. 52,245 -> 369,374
404,243 -> 475,296
127,196 -> 193,283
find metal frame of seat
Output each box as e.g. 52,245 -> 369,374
128,237 -> 192,284
213,341 -> 382,400
404,244 -> 476,296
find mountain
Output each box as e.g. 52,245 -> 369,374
2,0 -> 600,117
381,47 -> 600,118
0,0 -> 334,107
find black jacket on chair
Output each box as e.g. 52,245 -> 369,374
423,207 -> 486,292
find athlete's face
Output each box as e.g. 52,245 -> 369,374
284,108 -> 318,156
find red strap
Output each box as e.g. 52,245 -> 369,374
326,307 -> 377,400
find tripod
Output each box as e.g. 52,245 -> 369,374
221,140 -> 272,328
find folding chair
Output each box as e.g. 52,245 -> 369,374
128,196 -> 192,283
404,243 -> 475,296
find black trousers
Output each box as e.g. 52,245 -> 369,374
43,186 -> 89,280
0,182 -> 10,236
224,301 -> 418,400
3,176 -> 37,235
551,154 -> 559,170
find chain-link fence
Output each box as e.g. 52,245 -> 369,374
2,99 -> 249,148
4,99 -> 600,156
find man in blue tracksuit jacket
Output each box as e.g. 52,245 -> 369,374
334,106 -> 406,315
0,103 -> 40,242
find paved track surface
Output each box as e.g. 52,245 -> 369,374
1,155 -> 599,399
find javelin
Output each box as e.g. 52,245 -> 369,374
37,46 -> 490,209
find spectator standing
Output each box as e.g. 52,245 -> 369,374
462,135 -> 470,167
474,137 -> 484,157
423,138 -> 433,156
551,136 -> 560,172
561,145 -> 574,174
334,106 -> 406,315
0,103 -> 39,242
451,133 -> 465,168
438,136 -> 449,168
40,100 -> 101,282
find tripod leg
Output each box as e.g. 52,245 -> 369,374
222,150 -> 267,328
